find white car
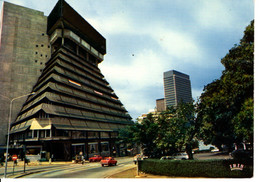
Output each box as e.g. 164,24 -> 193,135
160,156 -> 174,160
172,152 -> 189,160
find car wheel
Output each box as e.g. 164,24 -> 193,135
102,164 -> 104,167
115,163 -> 117,166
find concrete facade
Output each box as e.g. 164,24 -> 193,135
0,2 -> 51,145
156,98 -> 166,112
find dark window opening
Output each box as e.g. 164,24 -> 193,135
51,38 -> 62,54
56,129 -> 69,137
88,131 -> 99,138
88,53 -> 97,65
64,38 -> 77,53
40,130 -> 45,138
71,131 -> 86,139
78,46 -> 86,59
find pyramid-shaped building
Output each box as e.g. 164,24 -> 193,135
8,0 -> 133,160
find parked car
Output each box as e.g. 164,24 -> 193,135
89,155 -> 103,162
172,152 -> 189,160
231,149 -> 253,160
100,157 -> 117,167
211,148 -> 220,152
160,156 -> 174,160
230,142 -> 253,160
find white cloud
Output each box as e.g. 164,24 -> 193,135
149,25 -> 202,60
192,88 -> 204,102
195,1 -> 238,30
90,14 -> 203,64
86,12 -> 134,36
100,49 -> 168,90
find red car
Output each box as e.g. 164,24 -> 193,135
100,157 -> 117,167
89,155 -> 103,162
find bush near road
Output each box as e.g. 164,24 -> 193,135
138,159 -> 253,178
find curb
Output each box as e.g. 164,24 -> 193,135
105,166 -> 136,178
6,170 -> 43,178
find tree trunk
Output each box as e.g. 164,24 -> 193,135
186,143 -> 193,160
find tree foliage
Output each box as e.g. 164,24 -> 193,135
119,102 -> 198,159
197,20 -> 254,148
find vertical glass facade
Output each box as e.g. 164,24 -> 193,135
163,70 -> 192,108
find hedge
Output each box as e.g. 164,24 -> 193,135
138,159 -> 253,178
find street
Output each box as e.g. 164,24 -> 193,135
0,157 -> 135,178
193,152 -> 232,160
0,153 -> 232,178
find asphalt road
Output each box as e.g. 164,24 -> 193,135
193,152 -> 232,160
0,157 -> 135,178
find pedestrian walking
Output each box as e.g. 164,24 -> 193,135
81,155 -> 85,165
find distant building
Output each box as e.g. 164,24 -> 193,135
137,109 -> 159,124
156,98 -> 166,112
163,70 -> 192,109
0,0 -> 132,160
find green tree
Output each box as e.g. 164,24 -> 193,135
137,114 -> 160,157
172,102 -> 197,159
197,20 -> 254,149
119,102 -> 198,159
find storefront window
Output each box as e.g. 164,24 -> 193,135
101,143 -> 109,151
88,143 -> 98,154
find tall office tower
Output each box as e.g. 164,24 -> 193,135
163,70 -> 192,109
0,0 -> 132,160
0,2 -> 51,145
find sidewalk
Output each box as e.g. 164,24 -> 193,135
108,167 -> 172,178
2,160 -> 73,167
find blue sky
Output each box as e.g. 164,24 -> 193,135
1,0 -> 255,120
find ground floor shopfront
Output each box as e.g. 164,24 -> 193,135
8,129 -> 127,161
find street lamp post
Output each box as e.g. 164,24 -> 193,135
2,92 -> 35,178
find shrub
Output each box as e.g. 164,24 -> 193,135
138,159 -> 253,178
